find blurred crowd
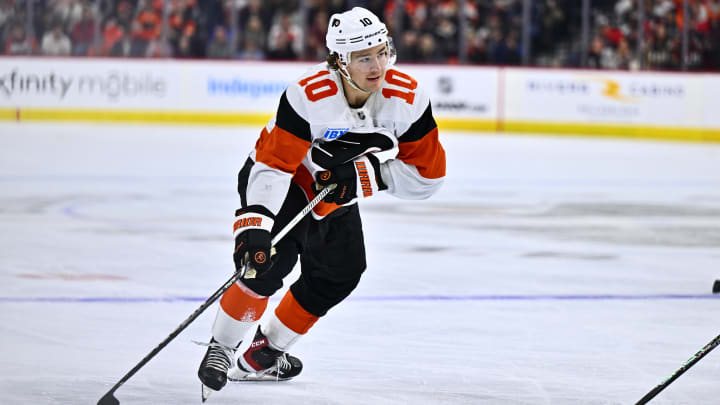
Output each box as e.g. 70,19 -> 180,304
1,0 -> 719,70
583,0 -> 720,69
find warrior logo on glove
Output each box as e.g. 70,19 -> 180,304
314,154 -> 387,205
233,206 -> 275,277
254,251 -> 267,264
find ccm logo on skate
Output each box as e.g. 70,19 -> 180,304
355,161 -> 373,197
251,339 -> 267,348
234,217 -> 263,231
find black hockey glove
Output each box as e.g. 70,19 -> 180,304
233,205 -> 275,277
314,154 -> 387,205
311,129 -> 397,170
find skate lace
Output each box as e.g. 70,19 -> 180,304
273,353 -> 292,381
276,353 -> 291,371
204,342 -> 235,373
256,353 -> 291,381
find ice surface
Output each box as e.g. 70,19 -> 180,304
1,122 -> 719,404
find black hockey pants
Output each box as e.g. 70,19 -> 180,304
237,158 -> 367,317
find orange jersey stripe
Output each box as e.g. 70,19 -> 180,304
274,290 -> 319,334
255,126 -> 311,174
396,127 -> 446,179
220,282 -> 269,322
293,164 -> 343,217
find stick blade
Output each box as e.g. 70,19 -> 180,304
97,391 -> 120,405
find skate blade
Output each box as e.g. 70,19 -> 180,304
227,371 -> 292,382
228,375 -> 291,382
201,384 -> 214,402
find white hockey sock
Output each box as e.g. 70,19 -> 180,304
261,311 -> 303,352
212,307 -> 256,349
211,280 -> 268,348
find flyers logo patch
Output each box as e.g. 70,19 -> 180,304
254,251 -> 267,264
319,171 -> 331,181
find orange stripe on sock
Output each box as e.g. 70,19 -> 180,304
274,290 -> 319,334
220,282 -> 269,322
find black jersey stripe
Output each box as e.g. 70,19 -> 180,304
275,91 -> 312,142
399,103 -> 437,143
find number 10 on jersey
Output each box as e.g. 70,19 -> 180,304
298,69 -> 417,104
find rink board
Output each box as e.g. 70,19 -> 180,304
1,57 -> 718,142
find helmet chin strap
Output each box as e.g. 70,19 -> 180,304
337,64 -> 372,95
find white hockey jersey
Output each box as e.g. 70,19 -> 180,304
246,62 -> 446,218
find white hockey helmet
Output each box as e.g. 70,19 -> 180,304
325,7 -> 395,65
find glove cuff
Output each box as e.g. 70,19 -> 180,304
233,206 -> 274,238
365,153 -> 388,191
354,154 -> 386,198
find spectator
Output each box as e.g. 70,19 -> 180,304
417,32 -> 443,63
435,16 -> 459,60
135,2 -> 162,43
207,25 -> 233,59
467,29 -> 489,64
168,1 -> 197,56
238,0 -> 273,31
397,7 -> 427,62
110,23 -> 147,57
9,3 -> 29,40
653,0 -> 675,19
614,37 -> 636,69
175,23 -> 196,58
101,17 -> 124,55
55,0 -> 86,30
267,13 -> 302,60
41,24 -> 72,56
168,0 -> 206,58
489,29 -> 522,65
586,34 -> 614,69
242,14 -> 266,56
645,21 -> 675,69
146,37 -> 172,58
0,0 -> 14,45
305,9 -> 327,60
5,23 -> 36,55
536,0 -> 567,57
36,8 -> 56,42
71,7 -> 95,55
237,36 -> 265,60
115,1 -> 135,32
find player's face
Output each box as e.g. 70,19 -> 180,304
347,43 -> 388,92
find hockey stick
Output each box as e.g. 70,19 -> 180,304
97,184 -> 335,405
635,333 -> 720,405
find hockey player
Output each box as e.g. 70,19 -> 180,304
197,7 -> 446,400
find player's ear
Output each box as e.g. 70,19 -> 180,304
326,52 -> 341,70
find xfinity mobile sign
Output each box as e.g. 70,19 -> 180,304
0,68 -> 166,101
0,58 -> 306,111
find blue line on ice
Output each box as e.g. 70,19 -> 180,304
0,294 -> 719,303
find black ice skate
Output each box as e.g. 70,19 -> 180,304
198,338 -> 236,402
228,326 -> 303,382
